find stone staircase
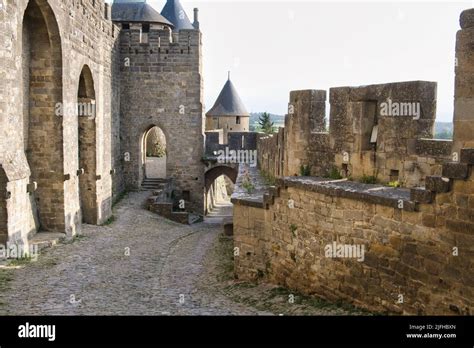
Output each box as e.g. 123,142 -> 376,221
141,178 -> 170,191
410,148 -> 474,204
144,178 -> 202,225
29,232 -> 66,252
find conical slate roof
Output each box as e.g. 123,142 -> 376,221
112,0 -> 173,26
161,0 -> 194,31
206,78 -> 250,117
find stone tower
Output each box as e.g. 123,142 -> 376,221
112,0 -> 205,214
206,74 -> 250,142
453,9 -> 474,153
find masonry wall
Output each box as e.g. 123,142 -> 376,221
329,82 -> 450,187
0,0 -> 117,244
234,163 -> 474,314
259,83 -> 452,188
453,9 -> 474,153
205,115 -> 250,141
205,131 -> 258,155
244,9 -> 474,315
119,24 -> 205,214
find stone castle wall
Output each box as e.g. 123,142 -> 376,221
118,24 -> 205,213
0,0 -> 118,244
259,83 -> 453,188
238,8 -> 474,315
233,153 -> 474,314
453,10 -> 474,153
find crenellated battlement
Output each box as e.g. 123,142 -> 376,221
259,81 -> 453,188
118,25 -> 201,54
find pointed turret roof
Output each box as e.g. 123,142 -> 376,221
206,75 -> 250,117
161,0 -> 194,31
112,0 -> 173,26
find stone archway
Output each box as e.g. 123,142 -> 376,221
204,166 -> 238,215
22,0 -> 64,231
78,65 -> 98,224
0,167 -> 8,245
141,126 -> 167,179
205,166 -> 238,194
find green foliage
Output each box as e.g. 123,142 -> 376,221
242,172 -> 255,194
113,190 -> 128,207
148,140 -> 166,158
290,224 -> 298,236
388,181 -> 401,188
102,216 -> 116,226
327,167 -> 343,180
360,174 -> 378,185
260,170 -> 276,186
8,256 -> 32,266
299,165 -> 311,176
258,112 -> 275,134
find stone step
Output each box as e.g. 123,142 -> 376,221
142,184 -> 166,189
29,232 -> 67,252
143,178 -> 170,183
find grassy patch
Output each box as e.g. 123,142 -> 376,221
360,174 -> 378,185
260,170 -> 276,186
207,230 -> 374,315
113,190 -> 129,207
0,270 -> 13,290
102,216 -> 116,226
0,269 -> 13,308
215,234 -> 235,282
62,234 -> 87,245
7,257 -> 32,267
327,167 -> 343,180
290,224 -> 298,238
299,165 -> 311,176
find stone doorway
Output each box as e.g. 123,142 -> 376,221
22,0 -> 64,231
206,174 -> 234,216
78,65 -> 98,224
142,126 -> 167,179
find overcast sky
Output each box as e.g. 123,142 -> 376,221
147,0 -> 473,122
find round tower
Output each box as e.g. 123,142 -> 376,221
206,73 -> 250,141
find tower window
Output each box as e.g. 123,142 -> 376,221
236,116 -> 241,125
122,23 -> 130,30
140,24 -> 150,44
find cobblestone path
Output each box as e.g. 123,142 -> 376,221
0,192 -> 267,315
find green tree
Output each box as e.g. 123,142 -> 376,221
258,112 -> 274,134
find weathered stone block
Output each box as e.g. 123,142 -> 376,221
442,163 -> 469,179
446,219 -> 474,233
460,148 -> 474,164
421,214 -> 436,228
425,176 -> 451,193
410,188 -> 433,203
460,9 -> 474,29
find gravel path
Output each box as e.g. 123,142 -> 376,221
0,191 -> 267,315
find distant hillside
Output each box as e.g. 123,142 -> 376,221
250,112 -> 453,139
